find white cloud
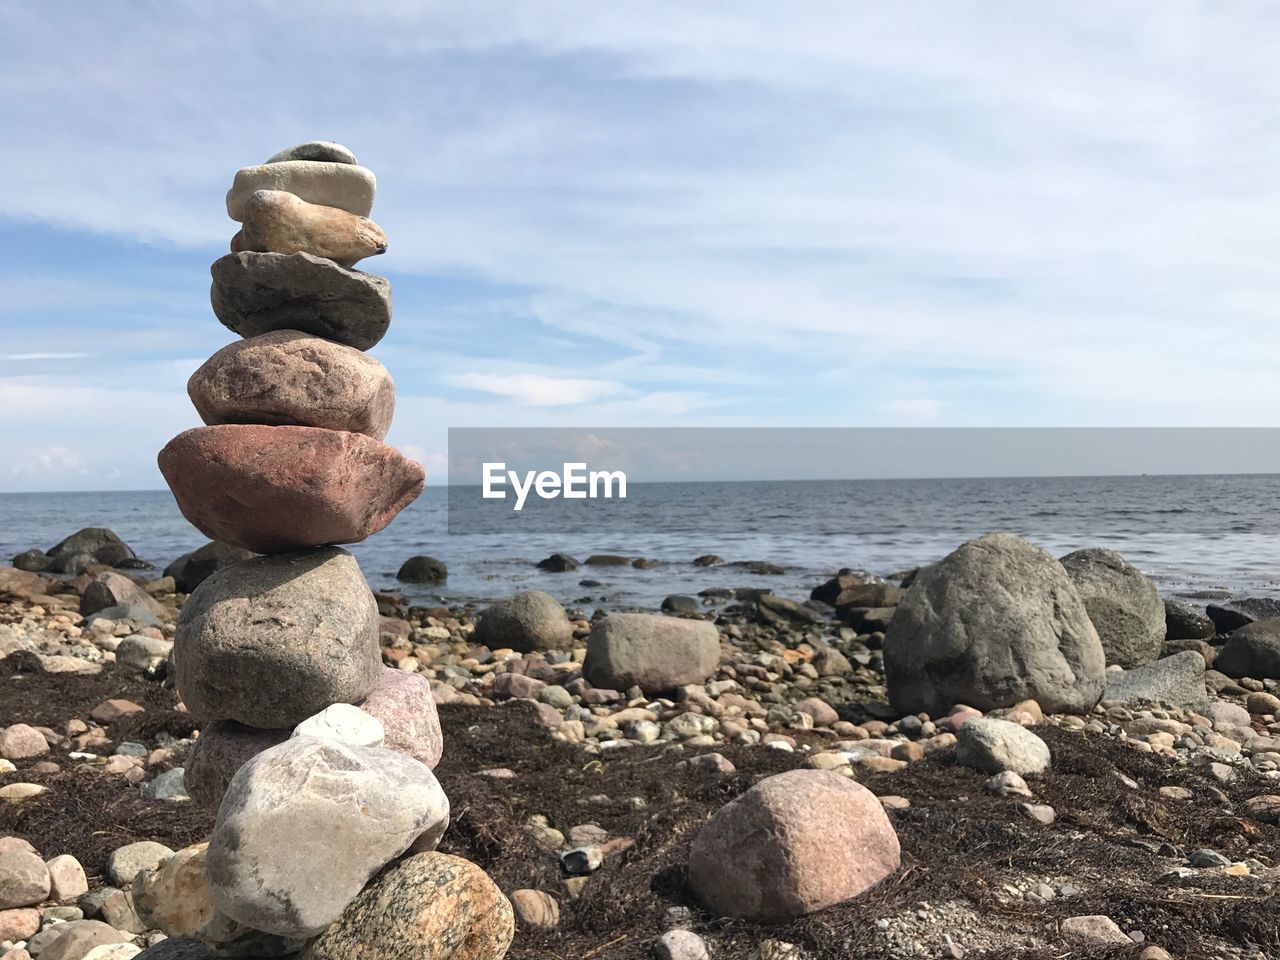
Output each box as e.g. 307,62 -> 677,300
446,372 -> 624,407
3,353 -> 92,361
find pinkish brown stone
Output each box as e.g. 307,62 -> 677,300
158,425 -> 424,554
688,769 -> 900,921
358,667 -> 443,769
188,331 -> 395,439
234,190 -> 386,267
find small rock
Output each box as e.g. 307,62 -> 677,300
560,846 -> 603,876
956,718 -> 1051,776
1060,914 -> 1131,945
292,704 -> 385,748
142,768 -> 190,801
45,855 -> 88,901
509,889 -> 559,930
0,846 -> 50,909
108,842 -> 175,887
0,724 -> 49,760
654,929 -> 711,960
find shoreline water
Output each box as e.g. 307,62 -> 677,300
4,475 -> 1280,608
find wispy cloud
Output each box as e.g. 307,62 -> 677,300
447,372 -> 624,407
4,352 -> 92,361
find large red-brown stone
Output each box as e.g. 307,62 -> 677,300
188,330 -> 395,439
158,425 -> 423,554
688,769 -> 900,921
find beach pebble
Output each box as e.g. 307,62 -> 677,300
0,723 -> 49,760
0,846 -> 50,908
884,533 -> 1105,715
474,591 -> 573,653
159,425 -> 423,554
141,767 -> 190,801
299,852 -> 513,960
956,718 -> 1051,776
32,920 -> 131,960
189,330 -> 395,440
208,737 -> 449,938
509,889 -> 559,930
234,190 -> 386,267
44,855 -> 88,902
396,555 -> 447,584
80,572 -> 166,620
131,843 -> 255,947
108,842 -> 174,887
1060,914 -> 1131,944
210,251 -> 391,351
654,929 -> 711,960
226,161 -> 375,220
266,141 -> 357,165
115,635 -> 174,674
584,613 -> 720,694
292,704 -> 385,748
688,769 -> 900,921
81,945 -> 143,960
0,906 -> 41,940
0,783 -> 48,801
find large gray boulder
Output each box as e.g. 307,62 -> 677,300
583,613 -> 720,694
207,737 -> 449,939
1216,619 -> 1280,680
473,590 -> 572,653
174,547 -> 380,727
210,252 -> 391,351
1103,650 -> 1209,709
884,533 -> 1105,716
1059,548 -> 1165,668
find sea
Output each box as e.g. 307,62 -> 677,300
2,474 -> 1280,610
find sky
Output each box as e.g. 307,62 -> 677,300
3,2 -> 1280,491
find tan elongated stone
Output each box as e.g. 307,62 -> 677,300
234,190 -> 386,267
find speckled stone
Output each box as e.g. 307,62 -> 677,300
301,853 -> 512,960
358,667 -> 443,768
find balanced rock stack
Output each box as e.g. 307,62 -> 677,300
147,141 -> 514,959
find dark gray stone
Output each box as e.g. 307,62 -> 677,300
1165,599 -> 1216,641
165,541 -> 257,594
1207,598 -> 1280,634
266,140 -> 358,164
210,252 -> 391,351
396,555 -> 447,584
1216,619 -> 1280,680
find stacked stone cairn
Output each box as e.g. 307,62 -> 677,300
146,141 -> 515,959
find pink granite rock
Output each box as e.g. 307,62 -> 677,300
358,667 -> 443,769
158,425 -> 424,554
189,331 -> 395,439
688,769 -> 900,921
